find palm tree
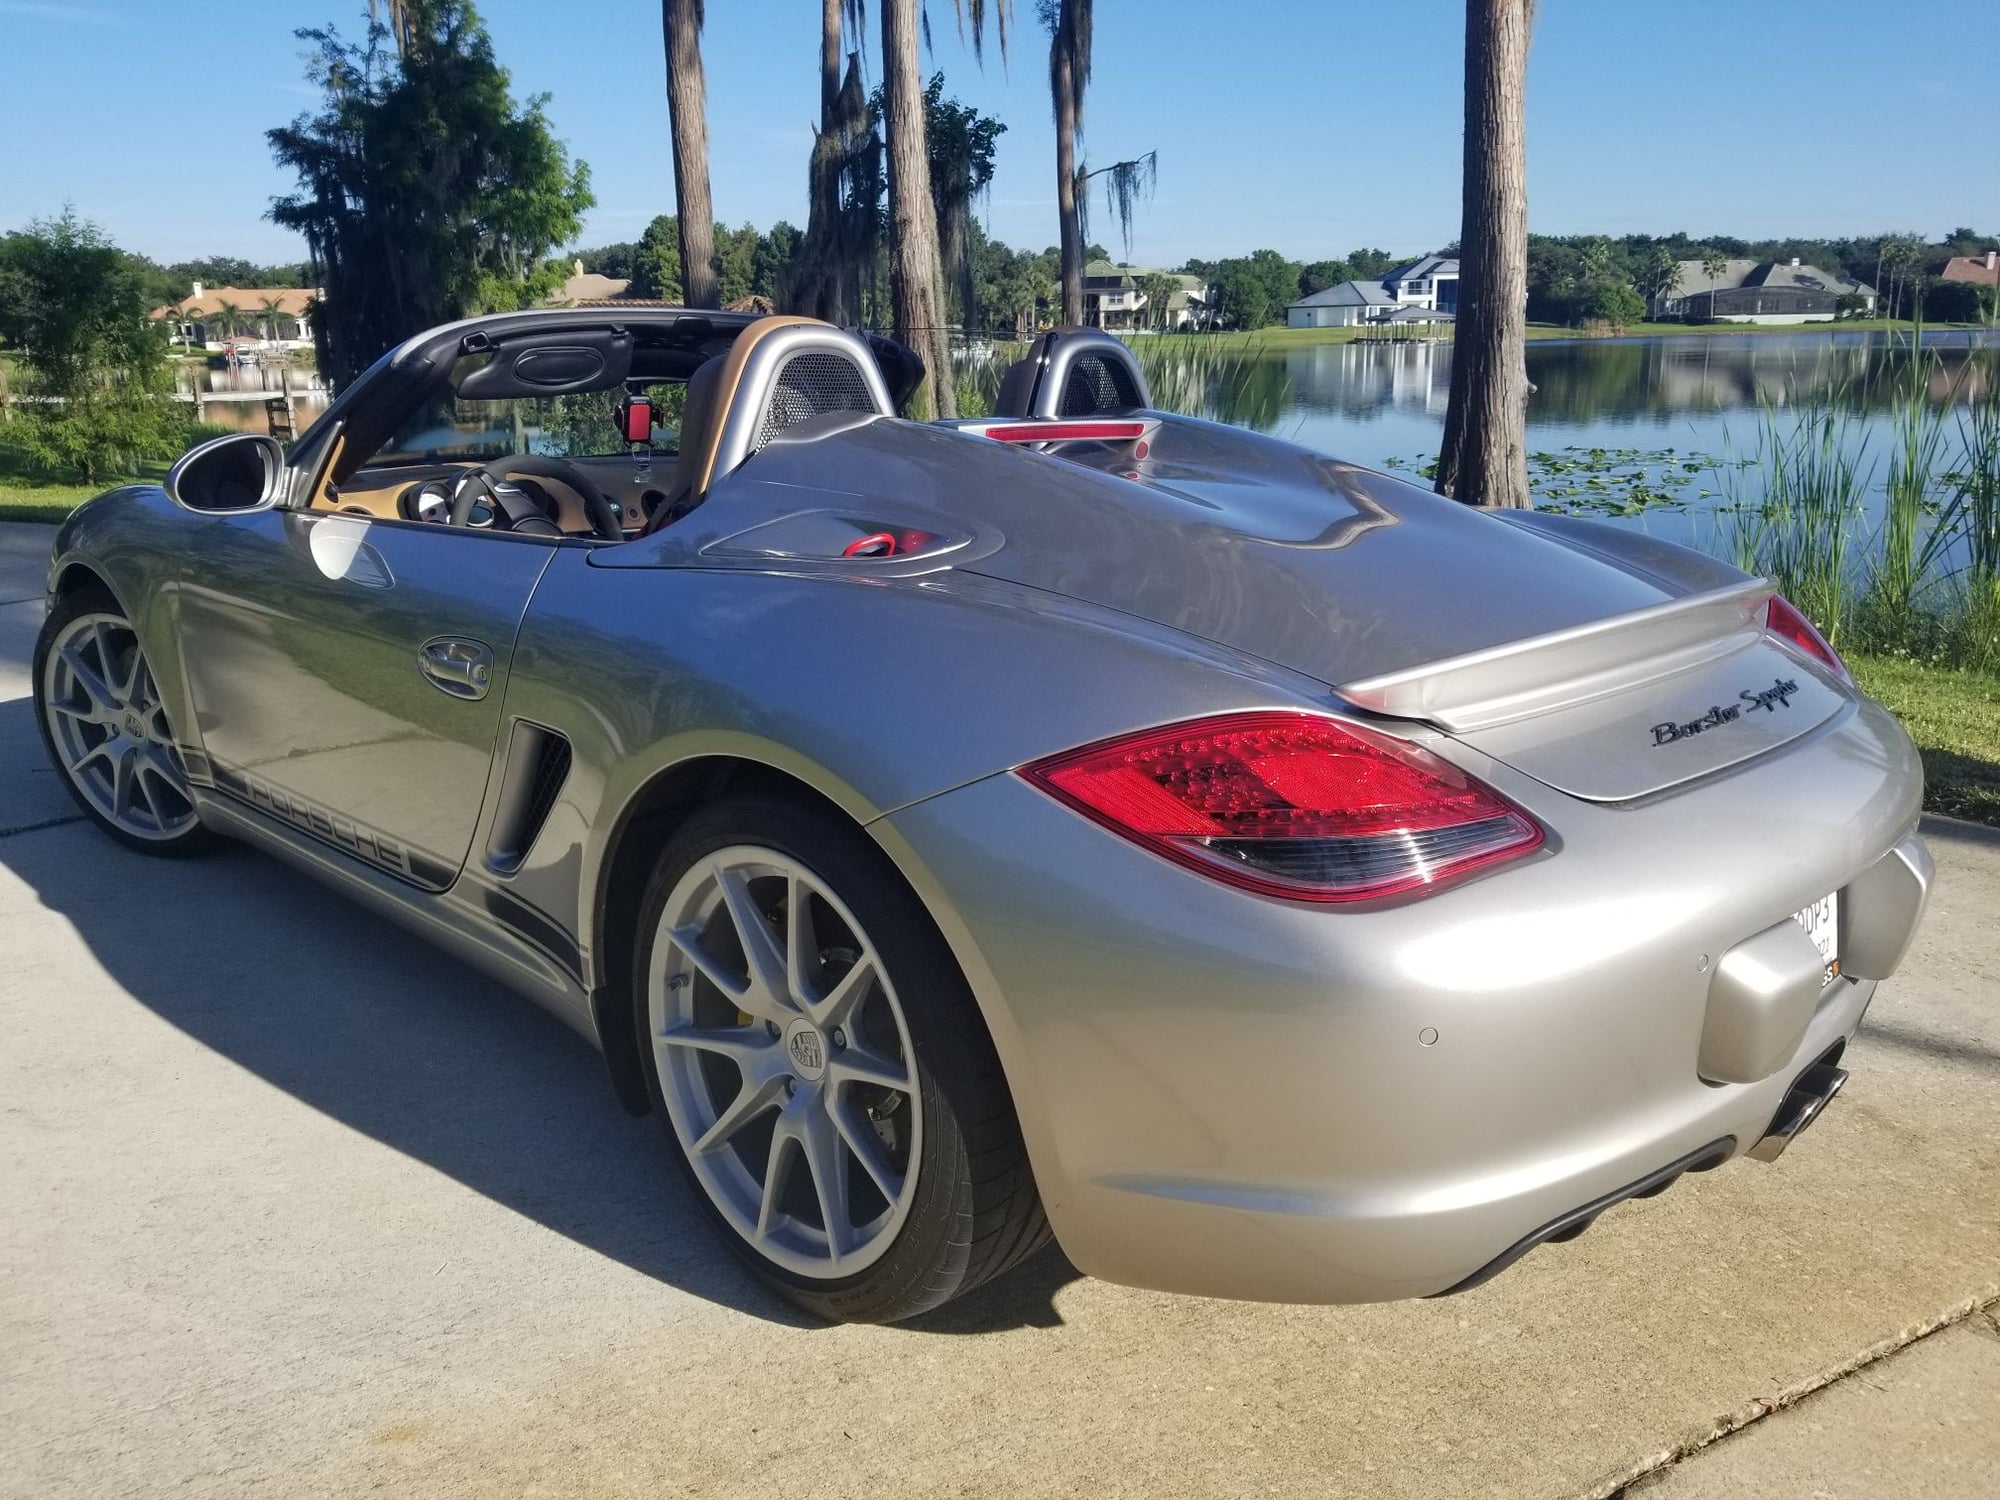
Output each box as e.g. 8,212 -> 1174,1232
663,0 -> 718,308
258,295 -> 289,346
208,299 -> 244,345
1434,0 -> 1534,509
1139,271 -> 1178,331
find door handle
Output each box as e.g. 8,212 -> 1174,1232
418,637 -> 494,700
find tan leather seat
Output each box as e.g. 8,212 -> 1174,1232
645,314 -> 832,534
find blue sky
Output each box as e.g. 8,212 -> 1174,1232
2,0 -> 1995,268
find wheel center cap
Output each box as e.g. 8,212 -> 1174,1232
122,711 -> 144,738
782,1019 -> 827,1080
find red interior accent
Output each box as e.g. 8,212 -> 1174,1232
842,531 -> 898,558
985,420 -> 1149,444
620,397 -> 652,445
1765,595 -> 1848,679
1020,711 -> 1544,903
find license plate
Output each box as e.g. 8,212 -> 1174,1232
1793,891 -> 1840,985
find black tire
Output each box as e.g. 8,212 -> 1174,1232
32,585 -> 218,858
634,793 -> 1049,1322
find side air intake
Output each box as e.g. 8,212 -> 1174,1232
486,721 -> 572,873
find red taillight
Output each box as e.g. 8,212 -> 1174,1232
1765,595 -> 1848,680
1019,712 -> 1545,903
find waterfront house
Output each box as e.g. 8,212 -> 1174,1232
1286,256 -> 1459,329
1650,259 -> 1877,323
152,284 -> 316,351
1936,250 -> 2000,288
1082,261 -> 1213,330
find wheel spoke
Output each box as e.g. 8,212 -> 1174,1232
799,1094 -> 853,1259
118,640 -> 147,706
72,740 -> 117,781
58,646 -> 118,718
142,744 -> 188,796
755,1106 -> 802,1241
110,747 -> 139,821
665,923 -> 753,1008
828,1043 -> 913,1095
133,761 -> 166,826
657,1022 -> 776,1067
46,698 -> 102,726
690,1073 -> 785,1156
785,874 -> 818,1009
807,954 -> 877,1031
832,1097 -> 902,1205
715,865 -> 792,1017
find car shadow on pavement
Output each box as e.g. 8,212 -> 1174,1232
0,702 -> 1081,1332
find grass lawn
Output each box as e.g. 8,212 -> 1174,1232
0,478 -> 113,523
0,463 -> 168,524
1848,654 -> 2000,828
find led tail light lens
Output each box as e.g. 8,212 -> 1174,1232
1019,712 -> 1544,903
1765,595 -> 1848,680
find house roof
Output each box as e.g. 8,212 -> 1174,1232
1938,254 -> 2000,287
1666,259 -> 1876,298
546,270 -> 635,305
1289,278 -> 1397,310
151,286 -> 314,320
1744,261 -> 1877,297
1382,255 -> 1458,283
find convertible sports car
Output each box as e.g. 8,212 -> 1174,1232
34,309 -> 1933,1322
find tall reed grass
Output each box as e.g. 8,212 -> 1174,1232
1726,395 -> 1868,644
1729,348 -> 2000,672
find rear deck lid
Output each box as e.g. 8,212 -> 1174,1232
1442,639 -> 1848,801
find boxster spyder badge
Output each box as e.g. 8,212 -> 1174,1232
1651,676 -> 1804,745
32,310 -> 1932,1321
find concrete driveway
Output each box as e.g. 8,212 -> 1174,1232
2,521 -> 1996,1498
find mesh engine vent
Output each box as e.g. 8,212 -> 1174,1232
487,723 -> 572,873
1058,354 -> 1142,416
753,352 -> 880,452
521,732 -> 571,848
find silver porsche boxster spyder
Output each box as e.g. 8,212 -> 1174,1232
33,309 -> 1933,1322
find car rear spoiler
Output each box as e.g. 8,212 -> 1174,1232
1337,578 -> 1777,732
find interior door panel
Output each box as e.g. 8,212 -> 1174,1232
175,509 -> 557,886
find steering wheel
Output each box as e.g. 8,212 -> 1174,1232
447,455 -> 625,541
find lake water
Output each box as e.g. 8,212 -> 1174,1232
174,358 -> 333,434
1185,330 -> 2000,556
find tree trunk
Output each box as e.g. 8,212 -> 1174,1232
881,0 -> 955,418
663,0 -> 719,309
1435,0 -> 1533,509
1053,29 -> 1084,327
791,0 -> 847,320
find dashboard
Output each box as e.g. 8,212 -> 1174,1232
326,454 -> 677,536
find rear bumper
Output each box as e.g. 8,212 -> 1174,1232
877,696 -> 1929,1303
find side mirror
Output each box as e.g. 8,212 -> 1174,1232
165,432 -> 286,514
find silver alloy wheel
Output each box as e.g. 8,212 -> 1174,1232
42,612 -> 199,842
648,847 -> 922,1278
